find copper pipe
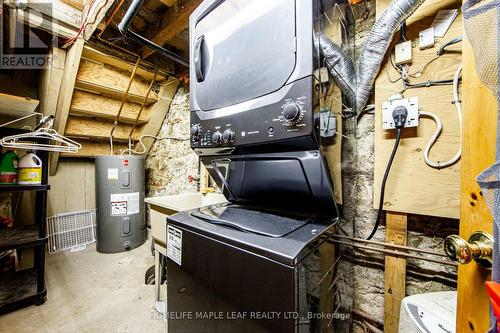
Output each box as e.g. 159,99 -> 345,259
333,240 -> 458,267
110,56 -> 141,154
333,234 -> 449,258
128,68 -> 158,138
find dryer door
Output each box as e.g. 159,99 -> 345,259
192,0 -> 297,111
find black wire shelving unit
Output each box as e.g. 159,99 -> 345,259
0,127 -> 49,314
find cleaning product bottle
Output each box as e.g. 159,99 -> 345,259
0,151 -> 19,184
18,152 -> 42,185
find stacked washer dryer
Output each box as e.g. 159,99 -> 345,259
166,0 -> 354,332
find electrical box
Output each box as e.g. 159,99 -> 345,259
319,108 -> 336,138
419,27 -> 435,50
395,41 -> 412,65
382,96 -> 419,130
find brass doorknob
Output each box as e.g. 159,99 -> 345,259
444,231 -> 493,268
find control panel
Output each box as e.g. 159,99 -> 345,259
190,77 -> 314,149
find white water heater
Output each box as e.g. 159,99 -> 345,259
399,291 -> 456,333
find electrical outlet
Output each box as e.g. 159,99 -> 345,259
395,41 -> 412,65
382,96 -> 419,130
419,27 -> 435,50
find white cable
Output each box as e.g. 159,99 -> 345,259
120,135 -> 189,155
419,64 -> 462,169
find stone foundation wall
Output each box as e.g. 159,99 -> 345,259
145,85 -> 199,197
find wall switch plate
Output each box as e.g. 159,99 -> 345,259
395,41 -> 412,65
382,96 -> 419,130
419,27 -> 435,50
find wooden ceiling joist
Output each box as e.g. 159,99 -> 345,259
142,0 -> 203,58
69,90 -> 151,125
65,116 -> 141,141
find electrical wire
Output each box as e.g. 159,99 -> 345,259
366,127 -> 403,240
419,64 -> 462,169
120,134 -> 189,155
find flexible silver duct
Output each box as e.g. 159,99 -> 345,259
317,33 -> 357,108
320,0 -> 426,113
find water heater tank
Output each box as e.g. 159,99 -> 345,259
95,155 -> 146,253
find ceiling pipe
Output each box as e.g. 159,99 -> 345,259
117,0 -> 189,67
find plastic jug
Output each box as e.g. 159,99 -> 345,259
18,153 -> 42,185
0,151 -> 18,184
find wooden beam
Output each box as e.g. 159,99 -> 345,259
60,140 -> 128,158
0,93 -> 39,117
74,80 -> 157,105
82,45 -> 167,82
8,5 -> 76,39
456,31 -> 496,333
142,0 -> 203,58
65,116 -> 141,141
39,47 -> 66,117
134,77 -> 180,155
50,38 -> 84,176
61,0 -> 84,11
83,0 -> 116,40
70,90 -> 151,124
159,0 -> 177,7
384,211 -> 407,333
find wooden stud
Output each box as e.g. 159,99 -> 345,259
384,211 -> 407,333
134,77 -> 180,155
456,31 -> 496,333
142,0 -> 203,58
39,47 -> 66,117
50,38 -> 84,176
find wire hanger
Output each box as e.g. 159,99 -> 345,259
0,114 -> 82,153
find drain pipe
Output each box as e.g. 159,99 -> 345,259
118,0 -> 189,67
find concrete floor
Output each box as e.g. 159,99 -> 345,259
0,242 -> 166,333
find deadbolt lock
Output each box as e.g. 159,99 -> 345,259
444,231 -> 493,268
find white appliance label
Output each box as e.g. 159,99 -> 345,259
167,226 -> 182,266
110,192 -> 140,216
107,168 -> 118,180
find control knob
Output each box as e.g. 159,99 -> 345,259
222,129 -> 234,143
190,125 -> 200,141
212,131 -> 223,144
282,103 -> 302,124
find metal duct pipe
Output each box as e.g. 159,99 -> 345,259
317,33 -> 356,108
320,0 -> 426,113
118,0 -> 189,67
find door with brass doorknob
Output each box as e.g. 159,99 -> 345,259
444,231 -> 493,268
456,35 -> 497,333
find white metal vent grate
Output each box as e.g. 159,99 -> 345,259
47,209 -> 96,254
